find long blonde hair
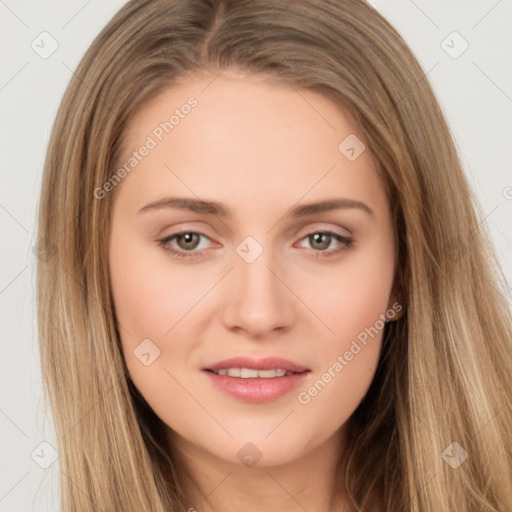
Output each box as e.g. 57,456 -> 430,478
36,0 -> 512,510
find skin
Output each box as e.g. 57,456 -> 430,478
109,69 -> 401,512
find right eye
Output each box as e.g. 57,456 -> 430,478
157,231 -> 216,259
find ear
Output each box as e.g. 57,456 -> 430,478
386,293 -> 405,322
385,285 -> 405,322
385,264 -> 407,322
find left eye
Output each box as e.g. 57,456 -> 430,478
157,230 -> 352,259
296,232 -> 352,255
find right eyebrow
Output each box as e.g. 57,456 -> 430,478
138,197 -> 231,216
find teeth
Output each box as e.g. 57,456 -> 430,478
258,369 -> 285,378
240,368 -> 258,378
212,368 -> 294,378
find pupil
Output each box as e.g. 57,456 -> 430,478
179,233 -> 199,250
311,233 -> 330,250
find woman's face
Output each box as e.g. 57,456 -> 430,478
109,71 -> 399,467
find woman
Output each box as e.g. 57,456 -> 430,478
36,0 -> 512,510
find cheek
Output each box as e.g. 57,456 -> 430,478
295,289 -> 389,434
109,237 -> 200,418
109,229 -> 179,375
109,233 -> 203,337
291,238 -> 393,423
109,229 -> 220,407
302,239 -> 395,345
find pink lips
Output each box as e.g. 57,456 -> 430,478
203,356 -> 309,373
202,356 -> 310,403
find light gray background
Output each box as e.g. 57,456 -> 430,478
1,1 -> 511,510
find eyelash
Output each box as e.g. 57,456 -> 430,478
157,230 -> 353,260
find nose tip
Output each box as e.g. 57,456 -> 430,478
220,248 -> 295,336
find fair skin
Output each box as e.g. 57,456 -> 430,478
109,70 -> 401,512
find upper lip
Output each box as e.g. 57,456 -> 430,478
203,357 -> 309,373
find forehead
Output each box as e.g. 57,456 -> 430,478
115,72 -> 388,219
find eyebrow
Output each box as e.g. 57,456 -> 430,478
138,196 -> 374,218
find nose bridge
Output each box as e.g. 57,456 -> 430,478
221,234 -> 294,334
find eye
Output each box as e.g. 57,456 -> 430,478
157,230 -> 353,260
157,231 -> 215,259
296,231 -> 353,258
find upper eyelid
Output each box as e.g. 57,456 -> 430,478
163,231 -> 217,248
162,221 -> 351,240
161,228 -> 350,248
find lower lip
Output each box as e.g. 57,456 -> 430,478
203,370 -> 310,403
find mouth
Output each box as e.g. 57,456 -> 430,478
203,356 -> 309,374
205,368 -> 299,378
202,357 -> 311,402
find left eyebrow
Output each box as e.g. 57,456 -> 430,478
137,196 -> 374,218
290,198 -> 374,218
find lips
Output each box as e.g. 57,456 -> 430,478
203,356 -> 309,374
202,356 -> 311,403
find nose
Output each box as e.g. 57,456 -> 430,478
221,244 -> 296,337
